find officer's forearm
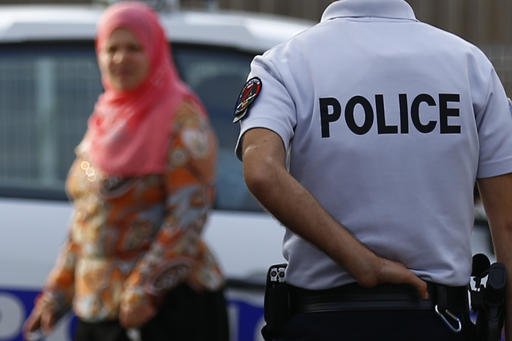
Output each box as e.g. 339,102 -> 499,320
242,129 -> 383,286
250,169 -> 380,285
478,174 -> 512,340
242,128 -> 427,296
507,281 -> 512,341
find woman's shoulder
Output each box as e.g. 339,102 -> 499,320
171,96 -> 210,132
175,96 -> 204,118
168,96 -> 217,168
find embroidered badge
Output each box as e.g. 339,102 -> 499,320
233,77 -> 262,123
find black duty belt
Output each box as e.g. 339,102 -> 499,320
291,282 -> 468,314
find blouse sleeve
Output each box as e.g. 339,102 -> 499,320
37,234 -> 79,319
122,99 -> 218,307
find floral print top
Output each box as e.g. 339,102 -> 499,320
39,99 -> 224,322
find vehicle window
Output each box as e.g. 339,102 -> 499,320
0,43 -> 100,197
173,45 -> 262,211
0,42 -> 262,211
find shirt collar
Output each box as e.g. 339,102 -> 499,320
321,0 -> 417,22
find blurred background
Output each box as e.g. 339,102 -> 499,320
218,0 -> 512,97
1,0 -> 509,96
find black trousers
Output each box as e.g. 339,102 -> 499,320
264,282 -> 473,341
272,309 -> 471,341
74,284 -> 229,341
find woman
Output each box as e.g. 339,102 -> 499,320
23,2 -> 229,340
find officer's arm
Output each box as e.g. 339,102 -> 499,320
241,127 -> 427,296
477,173 -> 512,340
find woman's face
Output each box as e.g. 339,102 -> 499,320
98,28 -> 150,91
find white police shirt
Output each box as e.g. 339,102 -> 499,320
236,0 -> 512,289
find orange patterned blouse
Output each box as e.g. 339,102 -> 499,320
39,99 -> 224,322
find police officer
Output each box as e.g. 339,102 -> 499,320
234,0 -> 512,340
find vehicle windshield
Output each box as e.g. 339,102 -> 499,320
0,41 -> 262,211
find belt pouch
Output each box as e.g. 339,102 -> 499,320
262,264 -> 290,340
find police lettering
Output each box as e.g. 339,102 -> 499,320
320,93 -> 461,138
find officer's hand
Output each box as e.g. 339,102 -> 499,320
375,257 -> 428,299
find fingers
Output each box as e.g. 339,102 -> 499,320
406,273 -> 429,299
394,262 -> 428,299
23,307 -> 53,341
40,310 -> 56,332
23,313 -> 41,334
119,304 -> 134,328
119,310 -> 129,328
377,258 -> 428,299
120,302 -> 157,329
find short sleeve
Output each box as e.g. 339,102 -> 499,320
235,50 -> 297,160
476,68 -> 512,178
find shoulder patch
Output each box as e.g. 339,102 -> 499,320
233,77 -> 262,123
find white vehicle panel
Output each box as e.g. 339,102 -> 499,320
0,5 -> 311,52
0,198 -> 285,288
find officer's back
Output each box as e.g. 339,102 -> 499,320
236,0 -> 512,340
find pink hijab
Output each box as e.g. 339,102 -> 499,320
83,1 -> 200,176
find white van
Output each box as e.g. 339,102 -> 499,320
0,2 -> 313,340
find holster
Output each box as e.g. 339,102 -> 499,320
471,262 -> 506,341
262,264 -> 290,340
